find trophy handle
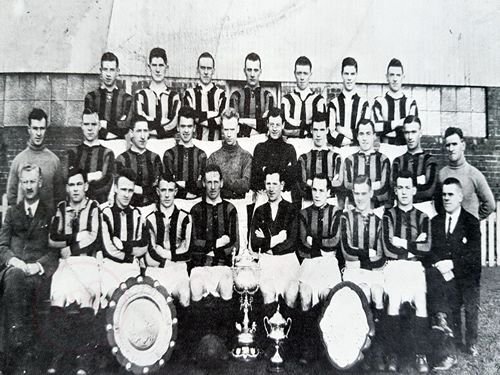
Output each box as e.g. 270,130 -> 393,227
285,317 -> 292,338
263,316 -> 270,336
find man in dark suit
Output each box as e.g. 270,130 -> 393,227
427,177 -> 481,370
0,164 -> 57,373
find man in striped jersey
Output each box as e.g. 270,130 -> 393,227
391,116 -> 437,213
281,56 -> 326,138
328,57 -> 370,147
184,52 -> 227,141
189,164 -> 238,301
84,52 -> 133,140
115,115 -> 163,213
46,167 -> 101,375
100,168 -> 148,304
229,52 -> 275,137
382,170 -> 431,373
340,175 -> 385,371
343,119 -> 391,210
298,116 -> 342,204
134,47 -> 180,139
145,173 -> 191,307
372,58 -> 418,145
67,108 -> 115,204
163,106 -> 206,204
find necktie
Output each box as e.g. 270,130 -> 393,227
446,217 -> 452,238
27,207 -> 33,220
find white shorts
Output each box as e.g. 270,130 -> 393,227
50,256 -> 101,310
259,253 -> 300,297
384,260 -> 426,305
299,255 -> 342,307
190,265 -> 233,298
342,262 -> 385,291
100,258 -> 140,306
145,262 -> 190,297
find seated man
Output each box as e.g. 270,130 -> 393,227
67,108 -> 115,204
340,175 -> 385,371
163,106 -> 206,208
250,166 -> 299,308
46,167 -> 101,375
101,168 -> 148,304
145,173 -> 192,307
382,170 -> 431,373
0,164 -> 57,374
343,119 -> 391,211
115,115 -> 163,215
189,164 -> 239,301
427,178 -> 481,371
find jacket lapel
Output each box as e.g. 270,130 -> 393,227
26,202 -> 47,238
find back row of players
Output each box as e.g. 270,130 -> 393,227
1,48 -> 496,373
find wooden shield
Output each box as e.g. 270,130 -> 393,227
318,281 -> 375,371
106,276 -> 177,374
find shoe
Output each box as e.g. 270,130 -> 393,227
372,350 -> 386,372
75,353 -> 94,375
431,313 -> 454,338
415,354 -> 429,373
386,354 -> 398,372
46,353 -> 65,374
433,355 -> 458,371
467,344 -> 479,357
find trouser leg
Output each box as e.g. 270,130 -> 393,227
463,282 -> 480,347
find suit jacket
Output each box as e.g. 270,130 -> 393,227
428,208 -> 481,284
0,200 -> 57,278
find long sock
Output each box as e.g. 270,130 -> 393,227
415,316 -> 429,356
385,315 -> 401,356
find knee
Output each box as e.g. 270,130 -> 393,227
218,274 -> 233,300
190,275 -> 204,302
260,281 -> 275,304
177,283 -> 191,307
3,268 -> 28,294
299,283 -> 312,311
284,281 -> 299,307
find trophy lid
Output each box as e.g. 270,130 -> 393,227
233,247 -> 258,268
268,304 -> 287,326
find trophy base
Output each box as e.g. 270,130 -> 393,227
232,345 -> 260,361
268,362 -> 287,373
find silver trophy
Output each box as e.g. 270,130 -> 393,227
263,304 -> 292,373
231,248 -> 261,360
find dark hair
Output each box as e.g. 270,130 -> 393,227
312,173 -> 332,191
130,114 -> 149,129
403,115 -> 421,128
353,175 -> 371,189
178,106 -> 197,121
442,177 -> 462,190
387,58 -> 404,73
313,112 -> 328,123
101,52 -> 119,68
264,165 -> 284,182
395,170 -> 416,187
158,172 -> 177,185
204,164 -> 223,181
444,127 -> 464,140
115,168 -> 137,185
28,108 -> 48,127
357,118 -> 375,132
267,107 -> 284,122
245,52 -> 261,68
295,56 -> 312,70
221,108 -> 239,121
149,47 -> 167,64
198,52 -> 215,68
341,57 -> 358,73
67,166 -> 88,183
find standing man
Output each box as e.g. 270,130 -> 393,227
392,115 -> 437,211
46,167 -> 101,375
250,107 -> 297,207
281,56 -> 326,138
6,108 -> 65,211
0,164 -> 57,374
84,52 -> 133,139
184,52 -> 227,141
163,106 -> 207,203
135,47 -> 180,138
343,119 -> 391,210
372,58 -> 418,145
67,108 -> 115,204
382,171 -> 431,373
229,52 -> 275,137
115,115 -> 163,212
436,127 -> 495,220
328,57 -> 370,147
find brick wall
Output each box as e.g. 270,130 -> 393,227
0,73 -> 498,200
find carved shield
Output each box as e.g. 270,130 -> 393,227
318,281 -> 375,370
106,276 -> 177,374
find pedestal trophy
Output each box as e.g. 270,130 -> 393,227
231,248 -> 260,360
263,304 -> 292,373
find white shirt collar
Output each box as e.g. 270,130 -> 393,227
445,207 -> 461,233
24,199 -> 40,216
